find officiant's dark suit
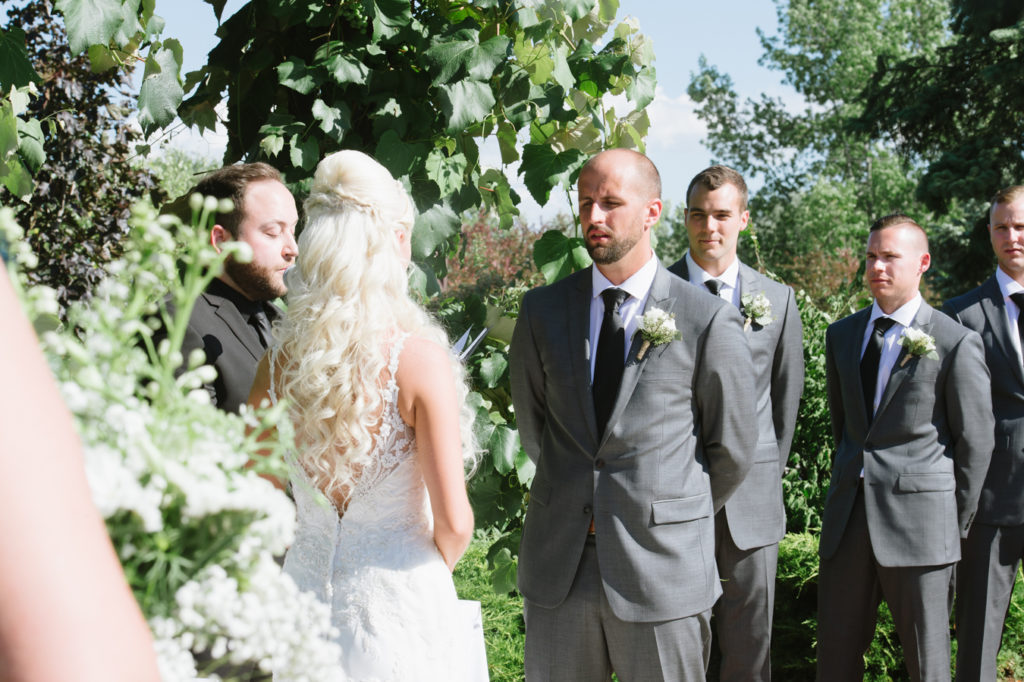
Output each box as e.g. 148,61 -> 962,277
510,149 -> 757,682
817,215 -> 993,682
669,165 -> 804,682
942,185 -> 1024,681
160,163 -> 297,413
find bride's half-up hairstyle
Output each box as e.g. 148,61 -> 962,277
274,150 -> 478,503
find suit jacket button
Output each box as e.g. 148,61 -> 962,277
583,505 -> 592,515
595,458 -> 605,470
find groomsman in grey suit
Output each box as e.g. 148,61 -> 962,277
668,166 -> 804,681
817,214 -> 994,681
942,185 -> 1024,680
510,149 -> 757,681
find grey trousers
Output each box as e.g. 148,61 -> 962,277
955,521 -> 1024,681
524,535 -> 712,682
817,489 -> 954,682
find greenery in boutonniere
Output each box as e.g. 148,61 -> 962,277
897,327 -> 938,366
741,292 -> 774,331
635,307 -> 681,360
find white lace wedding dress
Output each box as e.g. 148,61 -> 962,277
272,337 -> 487,681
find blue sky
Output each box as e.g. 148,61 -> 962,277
158,0 -> 794,222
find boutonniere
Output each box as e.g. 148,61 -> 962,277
635,307 -> 681,360
740,292 -> 774,331
897,327 -> 938,366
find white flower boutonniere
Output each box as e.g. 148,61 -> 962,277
897,327 -> 938,366
635,307 -> 681,360
740,292 -> 774,331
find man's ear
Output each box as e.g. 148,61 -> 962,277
210,225 -> 230,254
644,198 -> 664,230
739,210 -> 751,232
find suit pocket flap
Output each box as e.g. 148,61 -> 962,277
896,473 -> 954,492
651,494 -> 711,524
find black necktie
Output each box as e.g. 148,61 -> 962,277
1009,293 -> 1024,356
860,317 -> 897,420
593,288 -> 629,437
250,307 -> 273,349
705,279 -> 724,297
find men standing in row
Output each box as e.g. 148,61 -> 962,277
943,186 -> 1024,680
817,214 -> 993,681
668,166 -> 804,681
510,149 -> 756,681
175,163 -> 299,413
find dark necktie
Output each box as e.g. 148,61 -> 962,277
705,279 -> 724,297
593,288 -> 629,438
860,317 -> 897,420
1009,293 -> 1024,357
250,307 -> 273,349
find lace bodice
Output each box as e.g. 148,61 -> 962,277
271,336 -> 483,681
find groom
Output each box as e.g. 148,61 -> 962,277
510,148 -> 756,681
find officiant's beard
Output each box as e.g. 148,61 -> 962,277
586,232 -> 641,265
223,256 -> 287,301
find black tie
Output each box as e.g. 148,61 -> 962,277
593,288 -> 629,437
860,317 -> 897,420
250,307 -> 273,349
1010,293 -> 1024,355
705,279 -> 724,297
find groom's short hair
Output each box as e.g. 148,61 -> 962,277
990,185 -> 1024,221
686,165 -> 748,211
869,212 -> 929,250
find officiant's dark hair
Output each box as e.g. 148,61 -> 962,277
869,213 -> 929,249
191,163 -> 284,238
990,185 -> 1024,221
686,165 -> 748,211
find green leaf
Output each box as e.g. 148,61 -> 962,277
324,53 -> 369,85
259,134 -> 284,157
368,0 -> 412,41
375,130 -> 427,178
424,149 -> 467,198
311,98 -> 350,139
437,80 -> 496,135
0,103 -> 19,158
407,261 -> 440,297
86,44 -> 119,72
515,446 -> 536,487
424,31 -> 509,85
533,230 -> 591,284
16,118 -> 44,172
276,58 -> 318,94
0,155 -> 32,200
625,66 -> 656,109
489,547 -> 517,595
288,134 -> 319,171
0,27 -> 38,89
496,120 -> 519,165
55,0 -> 129,54
561,0 -> 598,21
478,352 -> 508,388
489,424 -> 519,475
520,144 -> 586,206
137,40 -> 183,133
112,0 -> 143,46
550,42 -> 574,91
411,203 -> 459,260
478,168 -> 520,229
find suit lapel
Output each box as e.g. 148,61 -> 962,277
845,308 -> 873,427
600,266 -> 675,445
208,293 -> 264,362
573,271 -> 601,442
874,304 -> 932,421
979,276 -> 1024,386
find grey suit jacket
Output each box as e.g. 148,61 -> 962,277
509,263 -> 757,623
943,275 -> 1024,526
820,302 -> 994,566
669,256 -> 804,549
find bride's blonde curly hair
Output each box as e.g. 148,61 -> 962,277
274,150 -> 477,503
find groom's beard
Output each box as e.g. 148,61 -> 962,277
223,256 -> 287,301
586,230 -> 641,265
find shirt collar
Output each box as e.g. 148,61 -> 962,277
684,251 -> 740,291
869,292 -> 922,329
591,250 -> 659,303
996,266 -> 1024,298
209,276 -> 265,317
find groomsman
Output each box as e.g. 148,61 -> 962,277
668,165 -> 804,681
510,149 -> 756,681
817,214 -> 993,681
942,185 -> 1024,680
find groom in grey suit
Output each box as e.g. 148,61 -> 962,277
818,214 -> 993,681
943,185 -> 1024,681
510,149 -> 757,681
668,166 -> 804,681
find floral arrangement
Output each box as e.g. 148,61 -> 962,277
635,307 -> 681,360
897,327 -> 938,366
2,200 -> 340,681
740,292 -> 774,330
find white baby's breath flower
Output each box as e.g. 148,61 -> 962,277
635,307 -> 681,360
897,327 -> 938,366
740,292 -> 774,330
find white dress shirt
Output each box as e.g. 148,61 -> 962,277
996,266 -> 1024,366
589,253 -> 659,381
862,293 -> 923,416
684,251 -> 741,309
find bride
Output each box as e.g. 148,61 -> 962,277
248,150 -> 485,680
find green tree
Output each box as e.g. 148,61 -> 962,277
687,0 -> 949,300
